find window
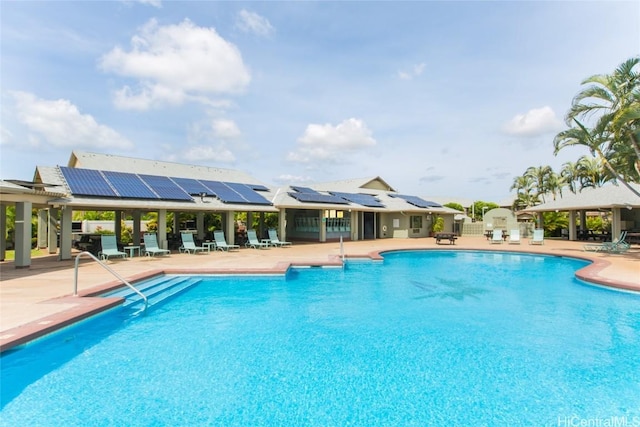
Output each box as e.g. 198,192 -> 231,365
410,215 -> 423,229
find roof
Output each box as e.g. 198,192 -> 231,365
524,183 -> 640,212
68,151 -> 262,184
23,152 -> 459,215
312,176 -> 396,192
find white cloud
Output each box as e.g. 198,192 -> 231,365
136,0 -> 162,7
182,145 -> 235,163
236,9 -> 274,37
10,91 -> 133,149
398,62 -> 426,80
99,18 -> 251,110
287,118 -> 376,163
212,119 -> 241,139
0,126 -> 13,146
502,106 -> 563,137
274,174 -> 314,185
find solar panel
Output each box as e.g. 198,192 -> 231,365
290,186 -> 317,194
138,175 -> 193,201
102,171 -> 158,199
59,167 -> 117,197
329,191 -> 385,208
289,192 -> 350,204
225,182 -> 272,205
171,177 -> 211,196
200,180 -> 247,203
388,194 -> 442,208
249,184 -> 269,192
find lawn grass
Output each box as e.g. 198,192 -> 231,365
3,248 -> 50,261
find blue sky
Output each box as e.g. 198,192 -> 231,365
1,1 -> 638,202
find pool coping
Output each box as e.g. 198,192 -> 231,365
0,248 -> 636,353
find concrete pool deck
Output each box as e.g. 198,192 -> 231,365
1,236 -> 638,352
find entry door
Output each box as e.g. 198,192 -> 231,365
363,212 -> 375,240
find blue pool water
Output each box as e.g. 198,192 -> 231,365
2,251 -> 639,426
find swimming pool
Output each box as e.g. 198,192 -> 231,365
2,250 -> 639,426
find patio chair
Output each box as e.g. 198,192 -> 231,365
268,229 -> 292,247
584,231 -> 629,253
214,230 -> 240,251
143,233 -> 171,257
245,230 -> 269,249
490,229 -> 503,244
529,229 -> 544,245
98,234 -> 127,261
179,232 -> 207,254
508,229 -> 521,244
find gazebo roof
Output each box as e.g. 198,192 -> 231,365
524,183 -> 640,212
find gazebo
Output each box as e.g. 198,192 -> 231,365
523,183 -> 640,242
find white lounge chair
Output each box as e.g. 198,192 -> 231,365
584,231 -> 628,253
245,230 -> 269,249
508,229 -> 521,244
99,234 -> 128,260
529,229 -> 544,245
268,229 -> 292,247
490,229 -> 503,244
143,233 -> 171,257
214,230 -> 240,251
180,232 -> 207,254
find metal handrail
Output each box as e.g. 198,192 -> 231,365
73,251 -> 148,313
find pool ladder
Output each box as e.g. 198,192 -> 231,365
73,251 -> 148,313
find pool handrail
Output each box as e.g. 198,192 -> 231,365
73,251 -> 148,313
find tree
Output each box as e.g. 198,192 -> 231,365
554,56 -> 640,198
575,155 -> 612,189
510,175 -> 538,210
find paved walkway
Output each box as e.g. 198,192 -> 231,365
1,236 -> 638,351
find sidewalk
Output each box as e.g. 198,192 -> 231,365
1,236 -> 638,351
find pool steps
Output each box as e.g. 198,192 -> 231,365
103,276 -> 202,311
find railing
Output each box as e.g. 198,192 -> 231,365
73,251 -> 148,313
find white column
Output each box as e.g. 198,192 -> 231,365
279,209 -> 287,241
351,210 -> 359,241
158,209 -> 167,249
173,213 -> 180,234
114,211 -> 122,241
225,211 -> 236,244
59,207 -> 73,260
319,211 -> 326,242
196,212 -> 205,240
48,208 -> 58,254
611,208 -> 622,240
132,210 -> 141,246
14,202 -> 32,268
37,209 -> 48,248
568,210 -> 577,241
0,204 -> 6,261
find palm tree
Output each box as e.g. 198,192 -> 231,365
545,172 -> 565,200
524,165 -> 554,203
575,155 -> 612,189
554,57 -> 640,198
510,174 -> 538,209
560,161 -> 580,193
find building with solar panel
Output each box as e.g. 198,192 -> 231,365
1,151 -> 459,266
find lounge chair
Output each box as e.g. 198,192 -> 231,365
584,231 -> 629,253
508,229 -> 521,244
98,234 -> 127,261
529,229 -> 544,245
214,230 -> 240,251
245,230 -> 269,249
268,229 -> 292,247
179,232 -> 207,254
490,229 -> 503,244
143,233 -> 171,257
